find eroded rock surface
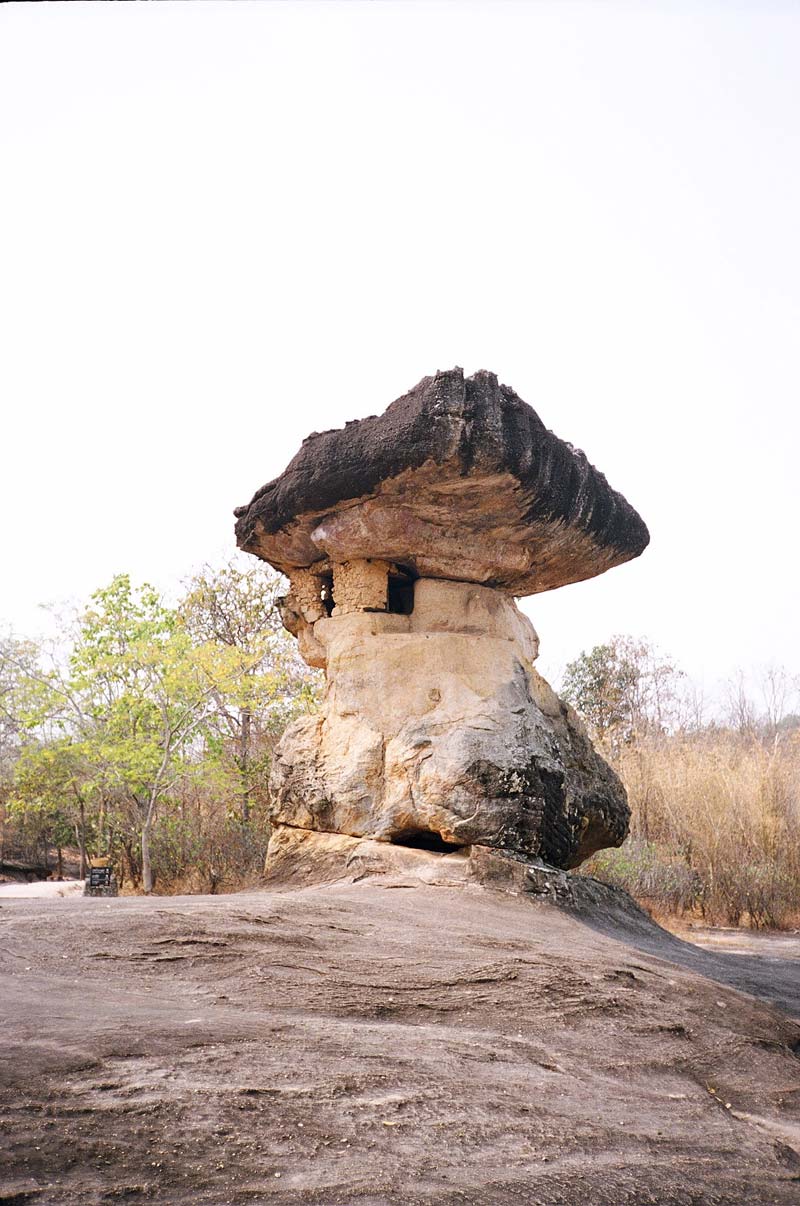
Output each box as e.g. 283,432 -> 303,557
270,580 -> 628,868
3,879 -> 799,1205
234,368 -> 649,596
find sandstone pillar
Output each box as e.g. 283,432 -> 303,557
235,368 -> 650,871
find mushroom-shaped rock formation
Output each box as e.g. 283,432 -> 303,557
235,368 -> 649,871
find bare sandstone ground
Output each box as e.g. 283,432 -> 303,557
1,870 -> 799,1206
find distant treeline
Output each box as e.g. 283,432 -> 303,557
3,585 -> 798,927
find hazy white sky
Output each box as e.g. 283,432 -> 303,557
1,1 -> 798,695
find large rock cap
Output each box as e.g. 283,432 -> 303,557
235,368 -> 649,596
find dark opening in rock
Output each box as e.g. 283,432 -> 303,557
387,571 -> 415,615
320,574 -> 335,617
390,829 -> 462,854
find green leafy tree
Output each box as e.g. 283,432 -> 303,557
68,574 -> 244,893
0,636 -> 56,865
561,635 -> 683,751
2,566 -> 321,894
179,558 -> 320,822
10,738 -> 93,877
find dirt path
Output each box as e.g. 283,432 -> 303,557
0,879 -> 84,900
1,875 -> 799,1205
675,924 -> 800,961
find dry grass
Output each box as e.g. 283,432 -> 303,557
586,728 -> 800,928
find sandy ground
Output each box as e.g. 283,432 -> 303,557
1,872 -> 799,1206
674,924 -> 800,961
0,880 -> 84,900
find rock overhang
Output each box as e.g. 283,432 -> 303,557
234,367 -> 649,596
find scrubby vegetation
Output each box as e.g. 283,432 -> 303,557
0,560 -> 319,894
3,585 -> 798,928
564,639 -> 800,929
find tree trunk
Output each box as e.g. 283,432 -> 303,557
56,846 -> 63,880
124,838 -> 138,887
78,800 -> 87,880
98,798 -> 107,852
239,706 -> 251,823
141,820 -> 154,895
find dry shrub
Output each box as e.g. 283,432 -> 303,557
147,798 -> 272,896
586,729 -> 800,929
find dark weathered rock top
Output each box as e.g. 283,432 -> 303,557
234,368 -> 649,595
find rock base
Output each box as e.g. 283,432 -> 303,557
263,826 -> 648,927
264,826 -> 470,889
